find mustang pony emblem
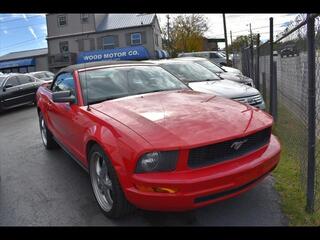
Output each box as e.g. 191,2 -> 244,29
230,139 -> 248,150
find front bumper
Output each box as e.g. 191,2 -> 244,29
252,101 -> 266,110
125,135 -> 280,211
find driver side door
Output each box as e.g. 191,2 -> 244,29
47,72 -> 80,153
1,76 -> 24,109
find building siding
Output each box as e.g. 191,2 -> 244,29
35,55 -> 49,71
48,25 -> 159,59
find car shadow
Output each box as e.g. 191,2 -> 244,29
0,104 -> 36,117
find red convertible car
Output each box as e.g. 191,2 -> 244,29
36,61 -> 281,218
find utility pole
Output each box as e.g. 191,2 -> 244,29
230,30 -> 233,66
249,23 -> 253,45
256,33 -> 260,90
166,14 -> 170,55
249,23 -> 254,79
222,13 -> 229,66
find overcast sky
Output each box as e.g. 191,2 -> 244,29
0,13 -> 300,56
157,14 -> 300,48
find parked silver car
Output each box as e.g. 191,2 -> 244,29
27,71 -> 54,84
177,51 -> 232,66
146,59 -> 265,110
174,57 -> 254,87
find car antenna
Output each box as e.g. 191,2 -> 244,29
81,14 -> 91,111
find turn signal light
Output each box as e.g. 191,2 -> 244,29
135,184 -> 178,194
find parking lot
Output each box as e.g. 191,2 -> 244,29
0,105 -> 288,226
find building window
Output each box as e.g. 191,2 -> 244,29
80,14 -> 89,23
59,41 -> 69,53
103,36 -> 116,49
155,34 -> 159,47
19,67 -> 28,73
28,66 -> 35,72
131,33 -> 142,45
57,15 -> 67,27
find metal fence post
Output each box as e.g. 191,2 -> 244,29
269,17 -> 274,117
262,72 -> 266,101
241,47 -> 245,75
250,42 -> 254,79
306,14 -> 316,213
256,34 -> 260,90
273,61 -> 277,121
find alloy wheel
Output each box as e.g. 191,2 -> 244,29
90,152 -> 113,212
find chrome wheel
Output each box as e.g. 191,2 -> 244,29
90,152 -> 113,212
40,117 -> 47,146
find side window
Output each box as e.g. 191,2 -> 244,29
5,76 -> 20,87
210,53 -> 220,59
17,75 -> 34,84
52,73 -> 76,96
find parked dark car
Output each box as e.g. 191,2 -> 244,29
280,45 -> 299,58
0,73 -> 44,112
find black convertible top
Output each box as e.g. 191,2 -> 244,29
57,60 -> 155,74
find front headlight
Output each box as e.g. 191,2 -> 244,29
135,151 -> 179,173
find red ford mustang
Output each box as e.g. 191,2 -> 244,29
36,61 -> 281,218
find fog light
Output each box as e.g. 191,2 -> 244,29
135,184 -> 178,194
153,187 -> 178,194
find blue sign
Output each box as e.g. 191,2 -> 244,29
0,58 -> 35,69
77,46 -> 150,64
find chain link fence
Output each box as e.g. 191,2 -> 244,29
233,14 -> 320,212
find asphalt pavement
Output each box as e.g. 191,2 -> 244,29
0,105 -> 288,226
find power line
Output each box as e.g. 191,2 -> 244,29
213,28 -> 284,38
0,22 -> 46,31
0,35 -> 47,51
0,15 -> 44,24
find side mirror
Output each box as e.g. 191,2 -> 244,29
3,84 -> 13,91
52,90 -> 76,104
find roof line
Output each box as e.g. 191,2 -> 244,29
1,47 -> 48,56
46,23 -> 154,40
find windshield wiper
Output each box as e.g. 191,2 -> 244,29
187,79 -> 219,82
89,94 -> 129,104
138,89 -> 177,95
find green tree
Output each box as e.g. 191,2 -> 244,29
228,34 -> 261,54
162,14 -> 209,57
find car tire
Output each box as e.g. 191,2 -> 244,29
38,111 -> 58,150
89,144 -> 135,219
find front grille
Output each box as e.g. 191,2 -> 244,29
233,94 -> 263,107
188,127 -> 272,168
194,164 -> 276,204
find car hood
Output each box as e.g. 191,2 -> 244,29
218,72 -> 253,83
91,90 -> 272,149
221,66 -> 242,74
188,79 -> 259,98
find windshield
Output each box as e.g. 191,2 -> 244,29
196,60 -> 225,73
32,72 -> 54,79
0,76 -> 6,86
160,61 -> 221,82
79,65 -> 188,105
